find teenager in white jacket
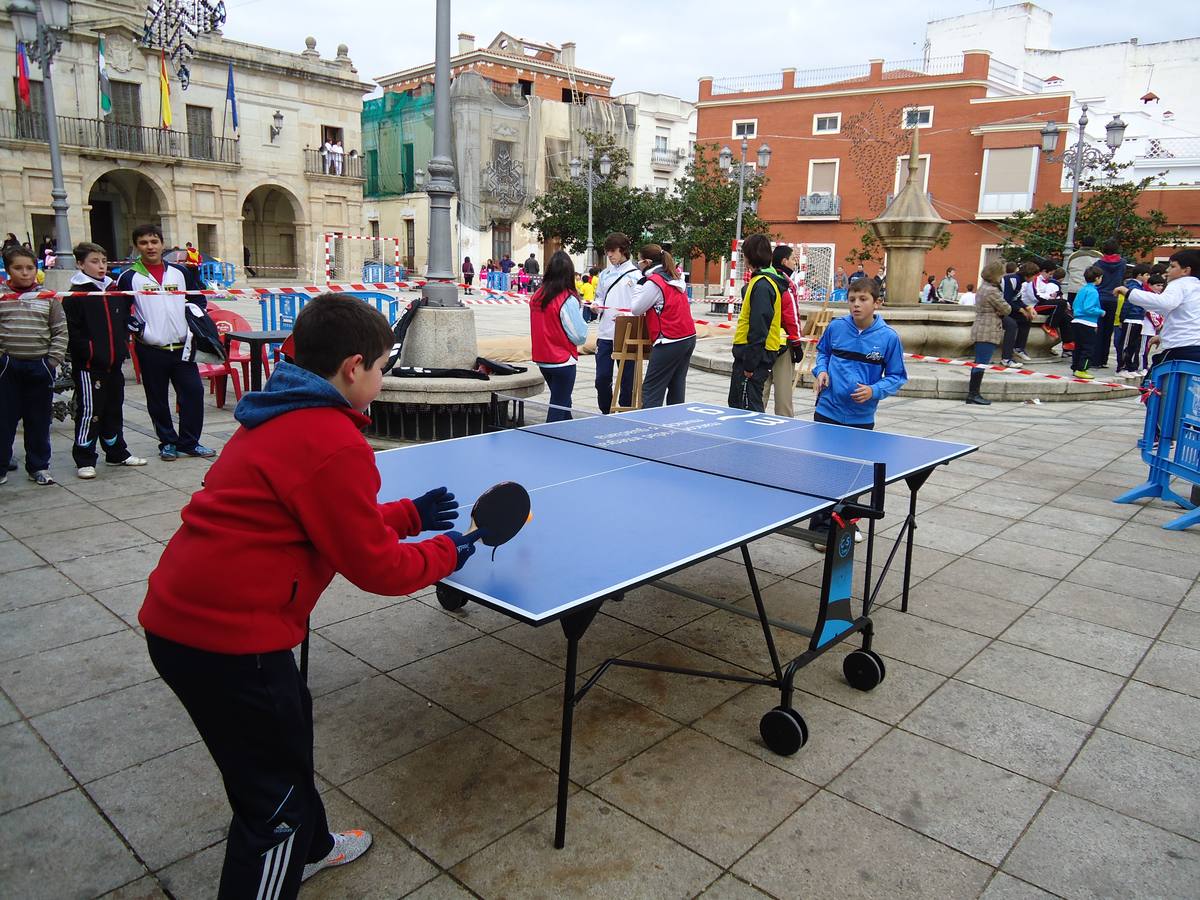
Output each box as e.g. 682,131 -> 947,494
589,233 -> 641,413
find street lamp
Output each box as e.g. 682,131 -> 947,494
570,144 -> 611,267
718,137 -> 770,288
8,0 -> 71,253
419,0 -> 461,307
1040,103 -> 1127,256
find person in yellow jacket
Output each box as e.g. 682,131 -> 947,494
729,234 -> 790,411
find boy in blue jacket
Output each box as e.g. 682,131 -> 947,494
1071,266 -> 1103,379
812,278 -> 908,427
808,278 -> 907,549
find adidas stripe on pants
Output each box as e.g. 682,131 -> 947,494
71,365 -> 130,468
146,633 -> 334,900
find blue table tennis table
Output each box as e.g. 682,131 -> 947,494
373,398 -> 975,847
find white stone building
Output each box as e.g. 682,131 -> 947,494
926,3 -> 1200,189
0,1 -> 372,282
616,92 -> 696,194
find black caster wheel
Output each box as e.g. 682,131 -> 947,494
435,583 -> 469,611
843,649 -> 886,691
759,706 -> 808,755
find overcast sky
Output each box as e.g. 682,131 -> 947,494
223,0 -> 1184,99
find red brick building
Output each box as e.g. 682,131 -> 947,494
695,51 -> 1197,298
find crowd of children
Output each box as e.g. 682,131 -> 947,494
1,224 -> 219,486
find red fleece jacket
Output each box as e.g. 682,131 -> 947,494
139,405 -> 458,654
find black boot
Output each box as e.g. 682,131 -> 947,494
965,368 -> 991,405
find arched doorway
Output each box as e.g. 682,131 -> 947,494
87,170 -> 169,260
241,185 -> 301,279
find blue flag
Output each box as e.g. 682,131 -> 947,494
225,61 -> 239,131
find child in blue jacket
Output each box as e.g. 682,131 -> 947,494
812,278 -> 908,427
808,279 -> 907,549
1071,266 -> 1103,379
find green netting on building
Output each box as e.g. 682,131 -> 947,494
361,91 -> 435,198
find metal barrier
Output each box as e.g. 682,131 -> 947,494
362,264 -> 408,283
1114,359 -> 1200,530
258,290 -> 404,332
199,261 -> 236,287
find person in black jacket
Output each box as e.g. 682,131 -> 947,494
729,234 -> 790,411
64,242 -> 147,478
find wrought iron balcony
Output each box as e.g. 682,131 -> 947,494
303,147 -> 364,179
651,147 -> 677,171
0,109 -> 239,164
797,193 -> 841,217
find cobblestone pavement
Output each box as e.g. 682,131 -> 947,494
1,302 -> 1198,899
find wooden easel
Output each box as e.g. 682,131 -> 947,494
794,301 -> 834,386
612,316 -> 654,412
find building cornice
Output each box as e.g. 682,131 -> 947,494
695,79 -> 993,108
377,49 -> 613,88
968,92 -> 1074,105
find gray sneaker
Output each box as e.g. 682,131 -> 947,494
29,470 -> 55,486
301,829 -> 372,882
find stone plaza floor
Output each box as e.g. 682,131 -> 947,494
1,302 -> 1198,899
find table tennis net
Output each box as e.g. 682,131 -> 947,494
506,399 -> 878,504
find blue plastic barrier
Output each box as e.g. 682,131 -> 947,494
259,290 -> 406,332
1114,359 -> 1200,530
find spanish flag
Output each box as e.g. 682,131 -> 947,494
159,51 -> 172,129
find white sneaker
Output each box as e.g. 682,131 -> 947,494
301,829 -> 372,882
854,530 -> 865,544
1003,359 -> 1021,369
1014,350 -> 1031,361
77,466 -> 97,480
106,456 -> 148,467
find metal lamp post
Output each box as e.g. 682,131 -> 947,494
570,145 -> 611,267
1040,104 -> 1127,256
421,0 -> 460,307
719,138 -> 770,284
8,0 -> 71,252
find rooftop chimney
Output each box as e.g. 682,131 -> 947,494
458,33 -> 475,54
561,41 -> 576,67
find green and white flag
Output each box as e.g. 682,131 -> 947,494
98,36 -> 112,116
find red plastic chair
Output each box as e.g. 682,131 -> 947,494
207,308 -> 270,389
197,360 -> 242,408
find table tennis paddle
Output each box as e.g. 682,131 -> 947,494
464,481 -> 532,560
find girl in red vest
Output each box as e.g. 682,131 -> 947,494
529,250 -> 588,421
630,244 -> 697,408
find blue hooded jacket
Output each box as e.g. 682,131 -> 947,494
813,313 -> 908,426
235,360 -> 353,429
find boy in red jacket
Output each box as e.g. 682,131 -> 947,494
139,294 -> 475,899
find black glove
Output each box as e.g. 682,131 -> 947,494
412,486 -> 458,531
444,530 -> 476,571
789,340 -> 805,364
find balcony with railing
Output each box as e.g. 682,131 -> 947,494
650,147 -> 678,171
881,55 -> 965,79
797,193 -> 841,218
1138,137 -> 1200,160
303,148 -> 364,179
0,109 -> 239,164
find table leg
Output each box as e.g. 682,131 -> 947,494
250,341 -> 265,392
901,471 -> 931,613
554,605 -> 598,849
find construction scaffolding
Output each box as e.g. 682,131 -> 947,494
361,90 -> 435,198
